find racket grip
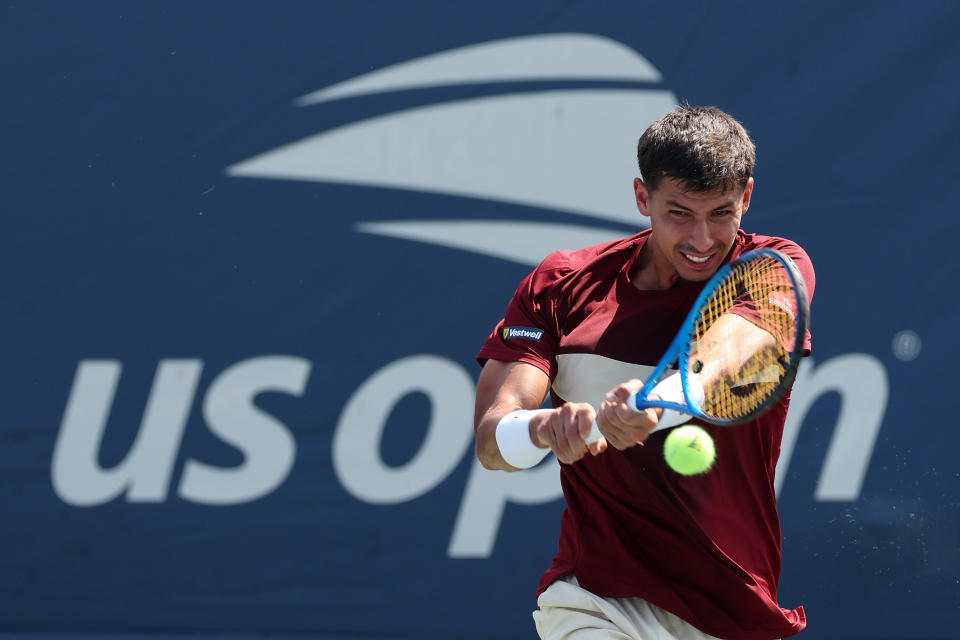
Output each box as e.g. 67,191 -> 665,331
640,373 -> 701,433
586,379 -> 699,443
585,421 -> 603,445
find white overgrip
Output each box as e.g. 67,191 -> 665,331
647,372 -> 702,433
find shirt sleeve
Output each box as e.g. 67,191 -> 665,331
751,237 -> 816,355
476,251 -> 570,380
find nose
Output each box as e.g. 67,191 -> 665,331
690,220 -> 713,252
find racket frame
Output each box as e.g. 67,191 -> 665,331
632,248 -> 810,426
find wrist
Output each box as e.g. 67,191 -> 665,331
495,409 -> 554,469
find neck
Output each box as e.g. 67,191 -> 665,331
630,244 -> 683,290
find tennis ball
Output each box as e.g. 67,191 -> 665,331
663,425 -> 716,475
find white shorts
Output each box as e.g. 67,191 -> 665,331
532,576 -> 723,640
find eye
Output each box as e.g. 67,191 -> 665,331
669,209 -> 690,217
712,210 -> 732,218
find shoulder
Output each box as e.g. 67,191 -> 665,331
532,233 -> 644,284
738,231 -> 813,266
737,230 -> 817,303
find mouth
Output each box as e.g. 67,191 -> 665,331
680,251 -> 715,267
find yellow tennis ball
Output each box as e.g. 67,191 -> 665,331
663,425 -> 716,475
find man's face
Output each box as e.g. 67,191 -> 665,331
634,176 -> 753,284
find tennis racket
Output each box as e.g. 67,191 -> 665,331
585,247 -> 809,444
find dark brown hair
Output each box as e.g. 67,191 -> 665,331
637,105 -> 755,193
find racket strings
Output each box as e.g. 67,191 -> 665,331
691,255 -> 798,420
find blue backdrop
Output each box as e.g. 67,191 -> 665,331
2,2 -> 958,638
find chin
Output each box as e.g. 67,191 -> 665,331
683,271 -> 714,283
673,255 -> 721,282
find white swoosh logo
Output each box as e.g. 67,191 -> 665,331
225,35 -> 677,264
295,33 -> 663,105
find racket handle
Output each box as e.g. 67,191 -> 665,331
584,378 -> 700,445
585,421 -> 603,445
636,373 -> 701,432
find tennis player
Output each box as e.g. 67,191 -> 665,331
475,105 -> 815,640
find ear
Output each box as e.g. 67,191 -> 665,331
634,178 -> 652,218
740,177 -> 755,214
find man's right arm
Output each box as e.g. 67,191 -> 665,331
474,359 -> 603,470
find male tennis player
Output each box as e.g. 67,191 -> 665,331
475,106 -> 815,640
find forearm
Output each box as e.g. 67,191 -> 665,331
474,360 -> 552,471
476,404 -> 551,471
695,313 -> 778,389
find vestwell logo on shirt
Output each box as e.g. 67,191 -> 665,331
502,326 -> 544,342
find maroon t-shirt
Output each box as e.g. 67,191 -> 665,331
477,229 -> 816,640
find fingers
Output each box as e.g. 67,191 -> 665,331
604,378 -> 644,404
532,403 -> 598,465
541,379 -> 665,455
528,387 -> 656,463
597,380 -> 659,451
587,436 -> 607,457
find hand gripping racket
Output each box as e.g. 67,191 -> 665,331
585,248 -> 810,444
